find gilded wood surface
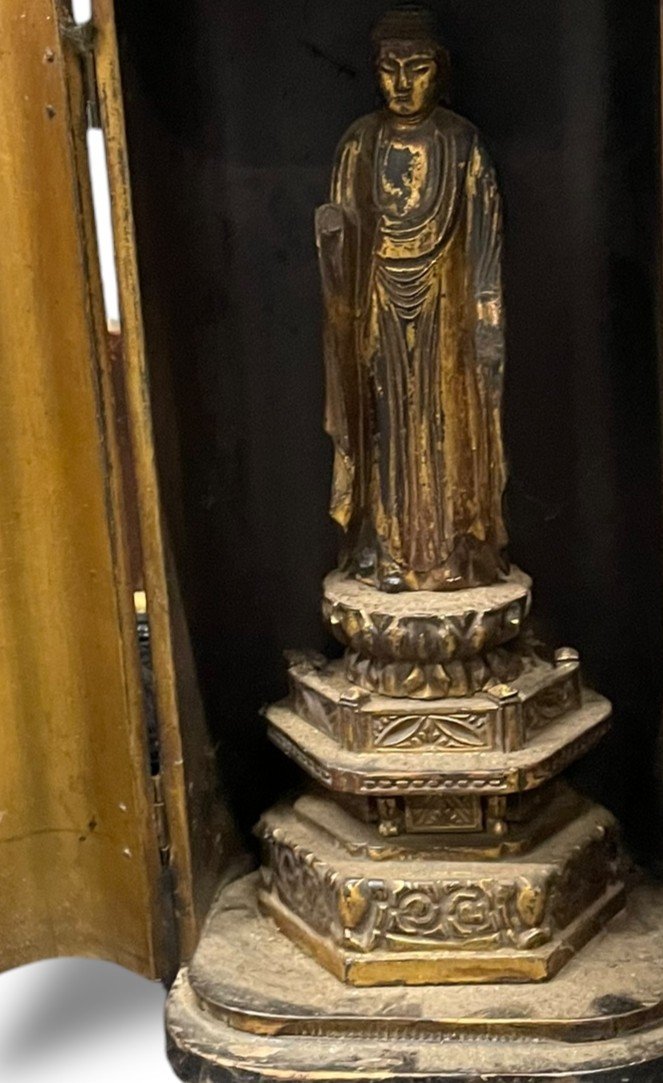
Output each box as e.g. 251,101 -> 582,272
0,0 -> 165,975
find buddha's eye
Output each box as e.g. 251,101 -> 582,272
413,64 -> 433,74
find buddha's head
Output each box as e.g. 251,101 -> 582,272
371,5 -> 449,120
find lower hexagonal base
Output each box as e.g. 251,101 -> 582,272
260,876 -> 624,984
257,796 -> 624,985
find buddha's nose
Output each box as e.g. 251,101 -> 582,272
395,67 -> 410,92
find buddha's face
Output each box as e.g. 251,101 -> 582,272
377,42 -> 439,118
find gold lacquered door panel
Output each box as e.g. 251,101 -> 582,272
92,0 -> 237,960
0,0 -> 166,977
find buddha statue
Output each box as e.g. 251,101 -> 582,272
316,5 -> 508,592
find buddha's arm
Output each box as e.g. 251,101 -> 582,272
315,203 -> 347,305
316,131 -> 361,309
468,138 -> 505,376
315,165 -> 357,530
467,136 -> 508,517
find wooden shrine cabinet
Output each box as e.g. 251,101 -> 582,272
2,1 -> 663,1079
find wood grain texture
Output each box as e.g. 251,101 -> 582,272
93,0 -> 240,959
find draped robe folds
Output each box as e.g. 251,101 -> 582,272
316,106 -> 508,591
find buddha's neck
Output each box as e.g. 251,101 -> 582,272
384,107 -> 435,133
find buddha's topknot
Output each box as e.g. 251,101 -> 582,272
371,5 -> 441,51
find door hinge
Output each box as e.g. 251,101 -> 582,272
152,773 -> 172,867
61,18 -> 101,128
134,590 -> 171,867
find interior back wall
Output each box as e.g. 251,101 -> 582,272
114,0 -> 663,861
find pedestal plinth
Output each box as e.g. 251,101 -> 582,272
165,568 -> 663,1081
258,568 -> 624,987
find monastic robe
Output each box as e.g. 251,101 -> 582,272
316,106 -> 508,591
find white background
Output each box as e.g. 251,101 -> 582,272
0,2 -> 173,1080
0,959 -> 174,1081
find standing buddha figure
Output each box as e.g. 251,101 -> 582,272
316,4 -> 508,592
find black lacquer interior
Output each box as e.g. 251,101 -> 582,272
113,0 -> 663,861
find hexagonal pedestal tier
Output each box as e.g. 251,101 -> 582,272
257,795 -> 624,985
266,688 -> 611,803
287,652 -> 583,754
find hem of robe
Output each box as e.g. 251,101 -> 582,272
343,533 -> 510,593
